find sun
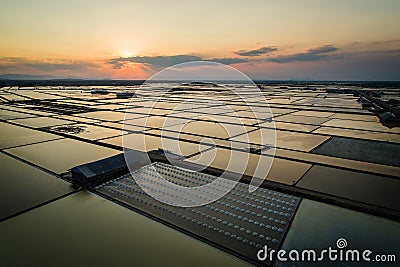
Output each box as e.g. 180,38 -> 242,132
121,51 -> 135,58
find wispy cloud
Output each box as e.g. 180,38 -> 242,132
209,57 -> 248,65
233,46 -> 277,57
108,55 -> 202,69
108,55 -> 248,69
267,45 -> 338,63
370,39 -> 400,45
0,57 -> 100,72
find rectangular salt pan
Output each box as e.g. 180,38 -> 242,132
96,162 -> 300,265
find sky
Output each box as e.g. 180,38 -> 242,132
0,0 -> 399,80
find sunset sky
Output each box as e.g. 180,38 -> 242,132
1,0 -> 399,80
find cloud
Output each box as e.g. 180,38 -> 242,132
370,39 -> 400,45
307,45 -> 338,54
209,57 -> 248,65
268,45 -> 339,63
234,46 -> 277,57
0,57 -> 100,72
108,55 -> 247,69
108,55 -> 202,69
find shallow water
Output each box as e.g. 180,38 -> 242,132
0,153 -> 74,219
278,199 -> 400,266
0,122 -> 61,149
6,139 -> 120,174
0,191 -> 247,267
